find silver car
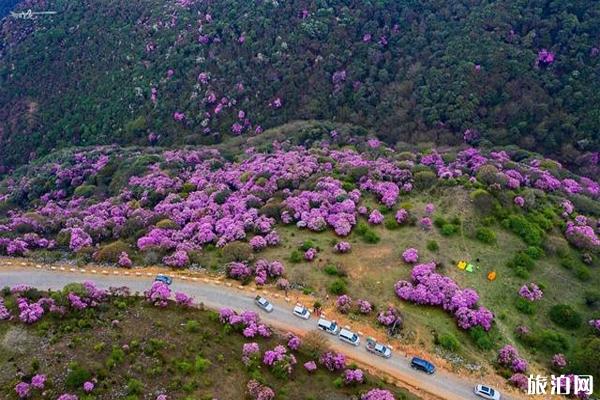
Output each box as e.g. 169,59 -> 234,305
474,385 -> 501,400
254,295 -> 274,312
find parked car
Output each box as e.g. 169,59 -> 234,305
292,304 -> 311,320
317,318 -> 340,335
338,328 -> 361,346
410,357 -> 436,374
254,295 -> 274,312
474,385 -> 501,400
365,337 -> 392,358
155,274 -> 173,285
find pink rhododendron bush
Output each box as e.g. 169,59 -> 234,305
395,262 -> 494,331
0,143 -> 596,271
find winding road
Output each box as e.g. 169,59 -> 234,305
0,268 -> 522,400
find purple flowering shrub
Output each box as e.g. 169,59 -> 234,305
304,248 -> 317,261
356,299 -> 373,314
395,262 -> 493,330
497,344 -> 528,373
219,308 -> 271,338
0,297 -> 12,320
263,345 -> 297,376
509,373 -> 528,391
589,319 -> 600,334
335,295 -> 352,314
242,342 -> 260,366
334,241 -> 352,253
286,333 -> 301,351
0,145 -> 597,271
15,374 -> 46,398
361,388 -> 395,400
343,368 -> 365,385
377,306 -> 403,329
174,292 -> 193,307
552,353 -> 567,369
402,248 -> 418,263
319,351 -> 346,371
247,379 -> 275,400
117,251 -> 132,268
145,281 -> 172,307
518,283 -> 543,301
368,210 -> 384,225
303,360 -> 317,372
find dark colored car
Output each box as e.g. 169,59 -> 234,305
155,274 -> 173,285
410,357 -> 436,374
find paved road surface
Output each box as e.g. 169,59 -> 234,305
0,269 -> 520,400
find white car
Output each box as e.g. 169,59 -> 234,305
338,328 -> 360,346
254,295 -> 274,313
365,337 -> 392,358
292,304 -> 311,320
474,385 -> 501,400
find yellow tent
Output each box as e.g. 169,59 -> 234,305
457,260 -> 467,270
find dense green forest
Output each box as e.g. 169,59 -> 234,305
0,0 -> 598,172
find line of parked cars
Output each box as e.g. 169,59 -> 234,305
255,295 -> 502,399
159,278 -> 500,400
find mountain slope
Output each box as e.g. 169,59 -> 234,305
0,0 -> 599,170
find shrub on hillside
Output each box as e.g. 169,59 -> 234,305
328,279 -> 347,295
505,215 -> 543,246
220,242 -> 253,262
438,333 -> 460,351
93,241 -> 130,263
475,227 -> 496,244
549,304 -> 582,329
155,219 -> 179,229
74,184 -> 96,198
469,326 -> 494,350
413,170 -> 437,191
470,189 -> 497,215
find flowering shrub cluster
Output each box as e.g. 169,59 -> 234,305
361,388 -> 396,400
497,345 -> 528,373
402,248 -> 419,263
263,344 -> 297,375
395,262 -> 493,330
286,333 -> 301,351
319,351 -> 346,371
334,241 -> 352,253
518,283 -> 543,301
174,292 -> 193,307
552,353 -> 567,369
304,248 -> 317,261
356,299 -> 373,314
242,342 -> 260,366
0,144 -> 597,269
336,295 -> 352,314
377,306 -> 403,327
219,308 -> 271,338
247,379 -> 275,400
145,281 -> 172,307
15,374 -> 46,398
226,259 -> 285,285
118,252 -> 132,268
343,368 -> 365,385
303,360 -> 317,372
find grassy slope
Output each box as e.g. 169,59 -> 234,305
189,185 -> 598,376
0,294 -> 417,400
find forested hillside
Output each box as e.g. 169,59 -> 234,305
0,0 -> 599,172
